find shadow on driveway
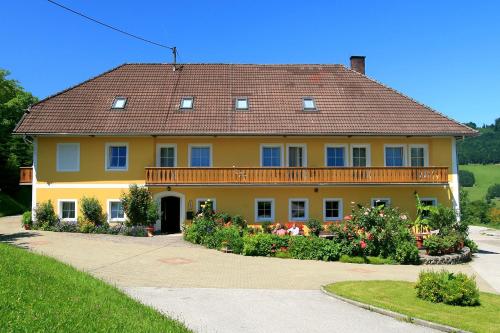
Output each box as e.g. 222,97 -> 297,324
0,231 -> 40,248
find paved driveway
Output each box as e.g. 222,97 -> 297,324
1,215 -> 498,333
469,226 -> 500,293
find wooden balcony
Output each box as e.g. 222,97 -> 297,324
145,167 -> 449,186
19,167 -> 33,185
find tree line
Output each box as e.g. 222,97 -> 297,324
458,119 -> 500,164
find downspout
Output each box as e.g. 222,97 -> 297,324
451,137 -> 460,221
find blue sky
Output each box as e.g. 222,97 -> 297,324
2,0 -> 499,125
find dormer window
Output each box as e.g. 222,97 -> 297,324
112,97 -> 127,109
180,97 -> 194,109
235,98 -> 248,110
302,97 -> 317,111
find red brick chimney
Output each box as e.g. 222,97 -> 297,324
350,56 -> 366,75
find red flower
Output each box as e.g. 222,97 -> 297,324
360,240 -> 367,249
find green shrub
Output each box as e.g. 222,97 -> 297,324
459,170 -> 475,187
464,238 -> 479,253
34,201 -> 58,230
261,222 -> 272,234
214,226 -> 244,254
486,183 -> 500,201
415,270 -> 480,306
77,217 -> 96,233
80,197 -> 106,226
427,205 -> 467,236
121,185 -> 156,226
242,233 -> 289,256
21,211 -> 32,226
392,240 -> 419,264
231,215 -> 247,229
288,236 -> 341,261
275,250 -> 292,259
339,255 -> 396,264
53,220 -> 78,233
306,218 -> 323,236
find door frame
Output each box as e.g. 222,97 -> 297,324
153,191 -> 185,232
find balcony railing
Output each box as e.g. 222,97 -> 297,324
145,167 -> 449,186
19,167 -> 33,185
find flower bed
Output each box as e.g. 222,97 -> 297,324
183,200 -> 421,264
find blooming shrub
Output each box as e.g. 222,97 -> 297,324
305,218 -> 323,236
327,204 -> 419,264
415,270 -> 480,306
242,233 -> 289,256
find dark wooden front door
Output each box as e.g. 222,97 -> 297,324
161,196 -> 181,233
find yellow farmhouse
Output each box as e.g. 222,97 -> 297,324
15,57 -> 476,233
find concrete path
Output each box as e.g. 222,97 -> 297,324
124,287 -> 434,333
2,215 -> 498,333
468,225 -> 500,293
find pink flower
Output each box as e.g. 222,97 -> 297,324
360,240 -> 367,249
379,213 -> 384,217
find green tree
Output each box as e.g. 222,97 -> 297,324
486,184 -> 500,201
0,69 -> 38,193
459,170 -> 475,187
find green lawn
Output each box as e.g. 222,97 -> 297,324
460,164 -> 500,207
325,281 -> 500,333
0,192 -> 28,217
0,242 -> 191,332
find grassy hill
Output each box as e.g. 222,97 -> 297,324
460,164 -> 500,207
0,188 -> 31,217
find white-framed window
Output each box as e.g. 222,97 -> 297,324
409,144 -> 428,167
56,143 -> 80,172
107,199 -> 125,222
58,199 -> 77,221
419,197 -> 437,218
371,198 -> 391,208
289,198 -> 309,221
323,198 -> 343,221
384,144 -> 406,167
302,97 -> 317,111
351,144 -> 371,167
286,144 -> 307,167
260,144 -> 283,167
235,97 -> 249,110
105,143 -> 128,171
111,97 -> 127,109
189,144 -> 212,167
195,198 -> 217,213
325,144 -> 347,167
179,97 -> 194,109
255,198 -> 275,222
156,144 -> 177,167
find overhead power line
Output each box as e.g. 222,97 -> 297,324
47,0 -> 176,52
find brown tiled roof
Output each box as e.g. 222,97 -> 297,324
14,63 -> 477,136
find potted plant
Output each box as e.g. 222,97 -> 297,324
21,211 -> 32,230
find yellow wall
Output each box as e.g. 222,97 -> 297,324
34,135 -> 454,227
37,136 -> 453,183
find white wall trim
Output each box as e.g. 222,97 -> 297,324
408,144 -> 429,167
260,143 -> 284,167
324,144 -> 348,167
288,198 -> 309,221
56,143 -> 80,172
350,144 -> 371,167
451,137 -> 460,220
156,144 -> 177,167
153,191 -> 186,232
285,143 -> 307,167
323,198 -> 343,221
383,144 -> 407,167
31,137 -> 38,219
188,143 -> 213,167
57,199 -> 78,221
105,142 -> 129,171
254,198 -> 275,222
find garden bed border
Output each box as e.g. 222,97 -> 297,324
320,286 -> 471,333
419,247 -> 471,265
